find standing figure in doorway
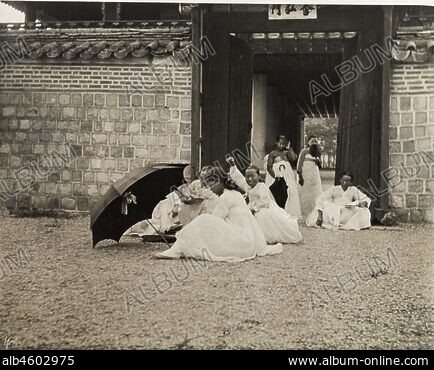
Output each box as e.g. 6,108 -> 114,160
297,142 -> 323,217
265,135 -> 302,219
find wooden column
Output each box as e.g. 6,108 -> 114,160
190,6 -> 202,177
379,6 -> 393,211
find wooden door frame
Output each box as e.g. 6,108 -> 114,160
192,5 -> 392,212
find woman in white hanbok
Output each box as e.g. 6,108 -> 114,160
229,164 -> 302,244
156,167 -> 282,262
264,136 -> 302,220
306,171 -> 371,230
298,144 -> 323,217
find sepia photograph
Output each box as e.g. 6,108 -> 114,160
0,0 -> 432,359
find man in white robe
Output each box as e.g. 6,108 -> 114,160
306,171 -> 371,230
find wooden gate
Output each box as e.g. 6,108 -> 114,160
201,30 -> 253,167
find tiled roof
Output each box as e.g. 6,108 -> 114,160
393,7 -> 434,63
0,21 -> 192,60
392,39 -> 434,64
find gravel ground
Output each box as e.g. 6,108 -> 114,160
0,215 -> 432,349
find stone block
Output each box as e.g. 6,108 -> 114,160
134,108 -> 147,121
180,123 -> 191,135
90,158 -> 102,170
31,196 -> 47,209
143,95 -> 154,107
3,107 -> 15,117
59,183 -> 72,195
109,109 -> 121,120
111,147 -> 123,158
87,184 -> 98,197
402,141 -> 415,153
167,96 -> 179,108
59,94 -> 71,106
180,149 -> 191,161
45,93 -> 58,105
61,197 -> 76,210
416,138 -> 432,151
401,113 -> 413,126
106,94 -> 118,107
405,194 -> 417,208
141,122 -> 152,133
399,96 -> 411,111
415,126 -> 426,137
96,172 -> 109,184
103,158 -> 117,171
47,197 -> 60,209
124,146 -> 134,158
77,197 -> 89,211
413,96 -> 427,110
73,183 -> 87,196
407,179 -> 423,193
117,159 -> 129,171
118,134 -> 131,145
399,126 -> 413,140
17,194 -> 30,209
180,97 -> 190,109
415,112 -> 427,125
181,110 -> 191,122
71,170 -> 83,182
95,94 -> 105,107
71,93 -> 82,106
418,194 -> 433,209
132,95 -> 142,107
83,94 -> 94,106
122,108 -> 133,121
119,94 -> 130,107
128,122 -> 140,134
132,135 -> 146,146
62,108 -> 75,119
93,134 -> 108,144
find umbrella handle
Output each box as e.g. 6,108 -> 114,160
144,219 -> 173,249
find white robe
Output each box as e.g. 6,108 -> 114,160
263,157 -> 302,220
229,166 -> 302,244
126,180 -> 218,235
306,185 -> 372,230
158,189 -> 282,262
298,154 -> 323,217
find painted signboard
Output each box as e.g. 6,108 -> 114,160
269,5 -> 317,20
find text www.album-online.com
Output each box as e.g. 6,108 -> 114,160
288,356 -> 429,366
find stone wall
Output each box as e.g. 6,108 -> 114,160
0,59 -> 192,213
389,63 -> 434,222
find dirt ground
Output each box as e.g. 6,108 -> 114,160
0,215 -> 432,349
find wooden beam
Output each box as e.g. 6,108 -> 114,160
190,6 -> 202,178
210,7 -> 378,34
379,6 -> 393,211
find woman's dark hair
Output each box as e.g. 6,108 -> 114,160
307,135 -> 317,141
309,143 -> 322,158
203,166 -> 238,190
341,171 -> 354,181
275,135 -> 287,143
246,165 -> 260,175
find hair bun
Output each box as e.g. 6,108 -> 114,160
225,177 -> 238,190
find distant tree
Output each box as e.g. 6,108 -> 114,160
304,117 -> 338,168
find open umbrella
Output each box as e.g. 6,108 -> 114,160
90,163 -> 187,247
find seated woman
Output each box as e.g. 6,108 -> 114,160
155,167 -> 283,262
306,171 -> 372,230
228,160 -> 302,244
264,135 -> 302,220
298,143 -> 323,217
176,166 -> 219,226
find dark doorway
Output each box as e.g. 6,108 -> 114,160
198,5 -> 390,210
